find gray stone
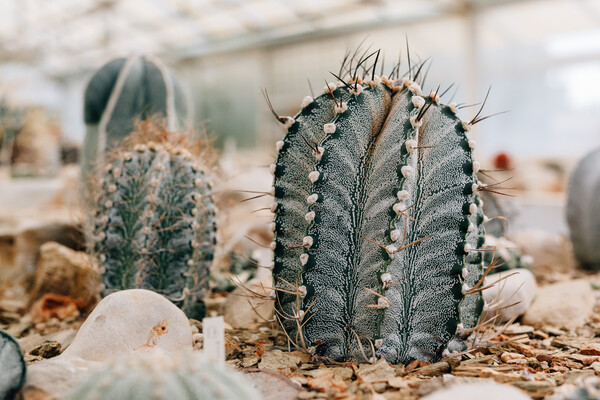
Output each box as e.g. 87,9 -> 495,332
522,279 -> 594,329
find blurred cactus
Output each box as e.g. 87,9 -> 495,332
0,330 -> 26,400
66,350 -> 261,400
87,121 -> 216,319
0,98 -> 25,171
269,51 -> 492,363
82,55 -> 192,176
483,235 -> 532,274
567,148 -> 600,270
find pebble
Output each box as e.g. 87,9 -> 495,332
482,269 -> 537,323
522,279 -> 594,329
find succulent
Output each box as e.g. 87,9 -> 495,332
482,235 -> 531,274
0,330 -> 26,400
66,350 -> 261,400
82,55 -> 192,176
270,54 -> 489,364
567,148 -> 600,270
88,122 -> 217,319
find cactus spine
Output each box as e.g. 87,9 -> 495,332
66,350 -> 261,400
270,55 -> 487,363
82,55 -> 192,176
89,122 -> 216,319
567,148 -> 600,270
0,330 -> 26,400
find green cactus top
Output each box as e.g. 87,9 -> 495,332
66,350 -> 261,400
82,55 -> 192,176
271,71 -> 486,363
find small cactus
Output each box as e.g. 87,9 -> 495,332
567,148 -> 600,270
270,52 -> 490,363
0,330 -> 26,400
66,350 -> 261,400
87,121 -> 217,319
82,55 -> 192,176
482,235 -> 532,274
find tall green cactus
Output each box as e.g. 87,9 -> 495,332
66,350 -> 260,400
567,148 -> 600,270
88,122 -> 216,319
0,330 -> 26,400
82,55 -> 192,176
270,59 -> 487,363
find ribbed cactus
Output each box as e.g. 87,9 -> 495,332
82,55 -> 192,176
66,350 -> 261,400
567,148 -> 600,270
0,330 -> 26,400
88,122 -> 216,319
270,57 -> 488,363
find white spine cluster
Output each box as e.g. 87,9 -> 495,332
301,96 -> 314,108
334,102 -> 348,114
412,96 -> 425,108
323,123 -> 336,134
410,115 -> 423,129
300,253 -> 309,265
308,171 -> 320,183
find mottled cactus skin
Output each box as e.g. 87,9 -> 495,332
567,148 -> 600,271
0,330 -> 26,400
270,70 -> 486,363
89,125 -> 216,319
66,351 -> 260,400
82,55 -> 192,176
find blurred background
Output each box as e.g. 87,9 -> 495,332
0,0 -> 599,235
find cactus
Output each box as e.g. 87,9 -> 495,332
482,235 -> 531,274
269,53 -> 490,364
567,148 -> 600,270
88,121 -> 217,319
82,55 -> 193,176
66,350 -> 261,400
0,330 -> 26,400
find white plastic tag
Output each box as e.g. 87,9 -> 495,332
203,316 -> 225,364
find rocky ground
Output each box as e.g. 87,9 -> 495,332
2,257 -> 600,400
1,166 -> 598,399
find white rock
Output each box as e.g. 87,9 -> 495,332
62,289 -> 191,361
422,382 -> 530,400
23,289 -> 192,398
522,279 -> 594,329
482,269 -> 537,323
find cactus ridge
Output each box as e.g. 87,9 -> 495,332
90,123 -> 216,318
271,63 -> 485,363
